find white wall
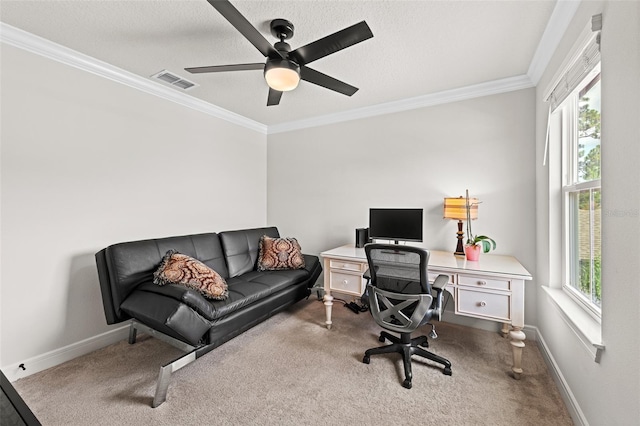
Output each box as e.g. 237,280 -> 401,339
3,3 -> 638,422
0,45 -> 268,372
267,89 -> 538,326
534,1 -> 640,424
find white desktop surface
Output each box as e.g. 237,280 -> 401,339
320,244 -> 532,280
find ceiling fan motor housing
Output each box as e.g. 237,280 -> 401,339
274,41 -> 292,53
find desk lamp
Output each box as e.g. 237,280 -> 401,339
443,194 -> 478,255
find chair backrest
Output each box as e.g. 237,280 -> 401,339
364,244 -> 433,334
364,244 -> 431,293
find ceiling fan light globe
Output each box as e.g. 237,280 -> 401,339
264,60 -> 300,92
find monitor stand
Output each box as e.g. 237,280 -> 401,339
382,242 -> 406,255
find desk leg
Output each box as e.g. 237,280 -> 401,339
509,326 -> 526,379
501,322 -> 510,338
323,293 -> 334,329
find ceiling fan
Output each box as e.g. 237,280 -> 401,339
185,0 -> 374,106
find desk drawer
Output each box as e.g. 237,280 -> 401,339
458,274 -> 510,291
329,259 -> 365,272
330,271 -> 365,295
456,288 -> 511,321
429,272 -> 454,285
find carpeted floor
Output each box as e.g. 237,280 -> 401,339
13,299 -> 573,425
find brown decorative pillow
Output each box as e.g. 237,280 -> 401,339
153,250 -> 228,300
257,235 -> 306,271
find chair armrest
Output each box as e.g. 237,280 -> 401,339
363,268 -> 371,281
360,269 -> 371,305
432,274 -> 448,291
360,268 -> 375,305
431,274 -> 449,321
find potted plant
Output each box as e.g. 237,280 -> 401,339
464,190 -> 496,261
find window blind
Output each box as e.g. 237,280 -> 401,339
546,14 -> 602,111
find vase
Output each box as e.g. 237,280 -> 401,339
465,244 -> 481,261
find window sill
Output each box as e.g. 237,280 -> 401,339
542,286 -> 605,363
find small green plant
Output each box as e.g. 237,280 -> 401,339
465,189 -> 497,253
466,234 -> 497,253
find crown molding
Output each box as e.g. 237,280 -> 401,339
527,0 -> 581,85
267,74 -> 534,134
270,0 -> 580,135
0,23 -> 268,134
2,0 -> 579,138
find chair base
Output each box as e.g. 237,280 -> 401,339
362,331 -> 452,389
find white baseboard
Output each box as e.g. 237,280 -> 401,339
533,326 -> 588,426
3,324 -> 130,382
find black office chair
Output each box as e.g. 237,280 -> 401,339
361,243 -> 452,389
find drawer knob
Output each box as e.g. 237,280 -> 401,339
343,280 -> 348,285
478,280 -> 487,286
479,301 -> 487,307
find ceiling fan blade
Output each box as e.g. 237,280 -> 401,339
185,63 -> 265,73
267,88 -> 283,106
206,0 -> 283,59
290,21 -> 373,66
300,67 -> 358,96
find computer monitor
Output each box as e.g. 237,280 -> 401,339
368,208 -> 423,244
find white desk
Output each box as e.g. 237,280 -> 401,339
320,244 -> 533,379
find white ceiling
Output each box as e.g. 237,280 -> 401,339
0,0 -> 560,128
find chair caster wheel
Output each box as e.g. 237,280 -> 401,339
443,367 -> 452,376
378,335 -> 385,342
363,355 -> 370,364
402,379 -> 412,389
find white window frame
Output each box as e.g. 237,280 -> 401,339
542,15 -> 604,362
557,63 -> 602,320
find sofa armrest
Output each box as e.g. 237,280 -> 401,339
137,282 -> 218,321
122,290 -> 211,346
302,254 -> 322,286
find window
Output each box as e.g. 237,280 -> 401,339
557,65 -> 601,315
543,14 -> 604,359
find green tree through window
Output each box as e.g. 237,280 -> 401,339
575,74 -> 601,306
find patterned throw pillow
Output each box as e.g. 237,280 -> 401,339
257,235 -> 306,271
153,250 -> 229,300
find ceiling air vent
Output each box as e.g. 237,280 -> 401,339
151,70 -> 198,91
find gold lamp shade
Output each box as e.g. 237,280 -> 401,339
443,195 -> 479,255
443,196 -> 478,221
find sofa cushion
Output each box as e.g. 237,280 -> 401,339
219,227 -> 280,278
210,269 -> 310,320
132,256 -> 321,323
257,235 -> 306,271
154,250 -> 229,300
96,232 -> 226,324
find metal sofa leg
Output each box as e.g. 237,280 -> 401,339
152,349 -> 197,408
126,320 -> 204,407
128,322 -> 137,344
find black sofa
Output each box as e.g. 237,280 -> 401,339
95,226 -> 322,407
